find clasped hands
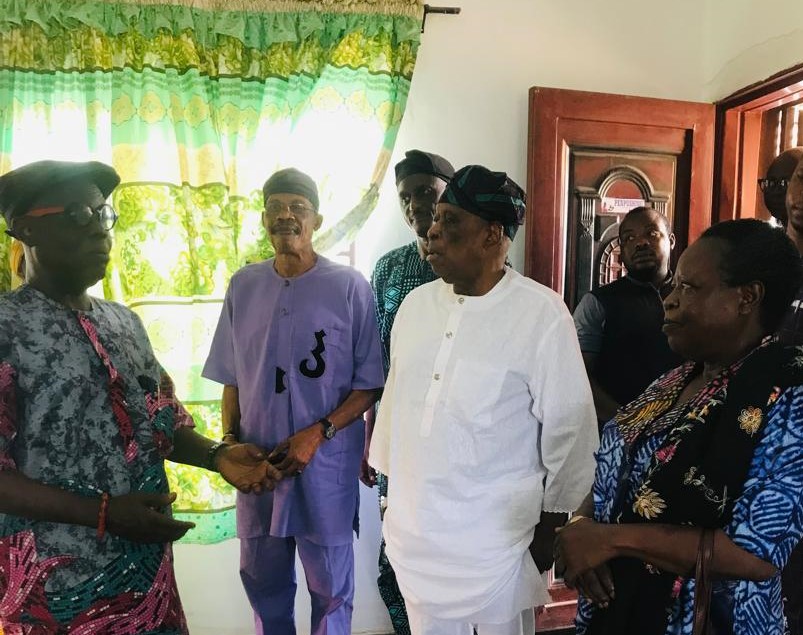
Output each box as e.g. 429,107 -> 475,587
218,422 -> 328,491
216,441 -> 283,494
554,516 -> 617,609
105,427 -> 326,544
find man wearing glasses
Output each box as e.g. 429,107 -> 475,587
203,167 -> 384,635
760,148 -> 803,635
758,146 -> 803,226
0,160 -> 281,632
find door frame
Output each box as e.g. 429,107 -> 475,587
714,62 -> 803,222
525,87 -> 715,292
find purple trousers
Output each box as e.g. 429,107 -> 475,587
240,534 -> 355,635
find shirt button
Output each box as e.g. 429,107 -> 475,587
457,297 -> 465,304
284,280 -> 290,287
281,308 -> 289,316
434,373 -> 441,380
446,332 -> 453,338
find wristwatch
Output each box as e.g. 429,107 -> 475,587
319,417 -> 336,440
206,441 -> 227,471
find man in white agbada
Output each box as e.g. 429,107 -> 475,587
369,165 -> 599,635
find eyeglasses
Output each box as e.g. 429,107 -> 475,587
25,202 -> 118,231
264,201 -> 316,218
758,178 -> 790,192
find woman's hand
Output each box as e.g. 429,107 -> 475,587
555,517 -> 617,606
106,492 -> 195,543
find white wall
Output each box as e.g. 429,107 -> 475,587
702,0 -> 803,101
355,0 -> 706,277
176,1 -> 803,633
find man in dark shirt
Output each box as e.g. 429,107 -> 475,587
774,152 -> 803,635
573,206 -> 682,427
760,146 -> 803,226
771,151 -> 803,346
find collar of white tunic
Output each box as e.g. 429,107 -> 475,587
441,266 -> 516,311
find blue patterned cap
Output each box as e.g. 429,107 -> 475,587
440,165 -> 526,239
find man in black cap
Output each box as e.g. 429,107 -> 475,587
362,149 -> 454,635
0,159 -> 280,632
203,167 -> 384,635
371,149 -> 455,374
369,165 -> 597,635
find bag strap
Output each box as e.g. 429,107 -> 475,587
692,528 -> 716,635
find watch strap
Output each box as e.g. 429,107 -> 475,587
206,441 -> 227,471
319,417 -> 336,440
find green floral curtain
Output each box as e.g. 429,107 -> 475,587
0,0 -> 422,542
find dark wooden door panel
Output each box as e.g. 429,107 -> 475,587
526,87 -> 715,299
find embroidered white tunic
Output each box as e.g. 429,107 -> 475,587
370,269 -> 598,622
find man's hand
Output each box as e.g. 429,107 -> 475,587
217,443 -> 282,494
107,492 -> 196,543
555,517 -> 617,606
270,424 -> 325,477
360,451 -> 377,487
529,511 -> 568,572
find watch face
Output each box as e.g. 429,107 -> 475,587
321,420 -> 336,439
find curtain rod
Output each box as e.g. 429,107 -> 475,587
422,4 -> 461,32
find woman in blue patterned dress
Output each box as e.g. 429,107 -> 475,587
557,219 -> 803,635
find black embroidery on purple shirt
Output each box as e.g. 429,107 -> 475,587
299,330 -> 327,379
275,367 -> 287,393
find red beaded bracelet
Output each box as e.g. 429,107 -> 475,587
97,492 -> 110,541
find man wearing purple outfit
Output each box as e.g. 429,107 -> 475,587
202,168 -> 384,635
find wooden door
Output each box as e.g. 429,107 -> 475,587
525,87 -> 715,308
525,88 -> 715,632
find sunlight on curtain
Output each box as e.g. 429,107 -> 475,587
0,0 -> 422,542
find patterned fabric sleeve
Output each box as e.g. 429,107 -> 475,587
153,368 -> 196,431
729,385 -> 803,569
581,389 -> 803,635
370,253 -> 391,375
0,361 -> 18,471
699,385 -> 803,635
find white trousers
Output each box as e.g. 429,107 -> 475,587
406,606 -> 536,635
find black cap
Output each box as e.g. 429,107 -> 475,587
394,150 -> 455,185
0,160 -> 120,226
262,168 -> 319,211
